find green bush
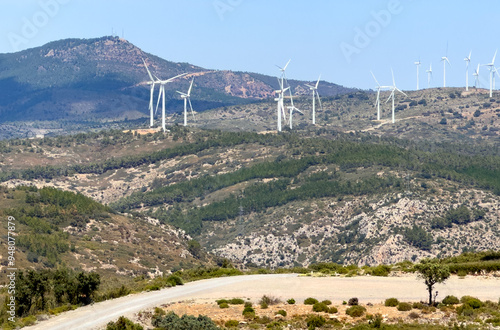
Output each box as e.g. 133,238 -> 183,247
306,314 -> 326,329
228,298 -> 245,305
442,295 -> 460,305
287,298 -> 295,304
277,310 -> 287,317
328,306 -> 338,314
312,302 -> 329,312
242,306 -> 255,319
244,301 -> 252,308
463,298 -> 482,309
321,300 -> 332,305
225,319 -> 239,327
346,305 -> 366,317
304,297 -> 319,305
106,316 -> 144,330
397,302 -> 412,311
152,312 -> 218,330
412,302 -> 425,309
219,302 -> 229,309
385,298 -> 399,307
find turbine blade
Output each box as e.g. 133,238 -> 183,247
493,49 -> 498,64
370,71 -> 380,87
316,92 -> 323,110
188,78 -> 194,95
315,74 -> 321,88
188,98 -> 195,119
283,59 -> 291,71
155,86 -> 163,116
142,58 -> 155,82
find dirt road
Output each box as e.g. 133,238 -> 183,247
25,273 -> 500,330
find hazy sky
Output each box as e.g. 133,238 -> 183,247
1,0 -> 498,91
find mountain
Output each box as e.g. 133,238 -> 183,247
0,36 -> 355,138
1,125 -> 499,268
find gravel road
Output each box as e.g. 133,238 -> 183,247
25,274 -> 500,330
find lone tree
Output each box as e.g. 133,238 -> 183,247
414,259 -> 450,305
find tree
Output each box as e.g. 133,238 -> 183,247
414,259 -> 450,305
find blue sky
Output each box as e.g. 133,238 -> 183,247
1,0 -> 499,91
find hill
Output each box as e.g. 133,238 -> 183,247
1,127 -> 499,268
0,36 -> 354,139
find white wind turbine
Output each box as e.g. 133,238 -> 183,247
473,64 -> 480,88
176,78 -> 195,127
414,59 -> 421,91
274,78 -> 289,132
370,71 -> 391,121
464,51 -> 471,91
385,69 -> 408,124
142,58 -> 160,127
305,75 -> 322,125
155,73 -> 188,132
426,63 -> 433,88
287,92 -> 304,129
483,50 -> 498,97
441,55 -> 451,88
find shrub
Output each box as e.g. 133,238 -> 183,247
242,306 -> 255,319
328,306 -> 338,314
304,297 -> 319,305
312,302 -> 329,312
464,298 -> 482,309
348,297 -> 359,306
106,316 -> 144,330
412,302 -> 424,309
244,302 -> 252,308
439,118 -> 447,125
259,295 -> 280,307
228,298 -> 245,305
321,300 -> 332,305
277,310 -> 287,317
408,311 -> 420,319
225,319 -> 239,327
369,265 -> 391,276
219,302 -> 229,309
442,295 -> 460,305
397,302 -> 412,311
385,298 -> 399,307
346,305 -> 366,317
152,312 -> 218,330
287,298 -> 296,304
306,315 -> 326,329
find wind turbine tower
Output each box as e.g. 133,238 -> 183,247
287,91 -> 303,129
426,63 -> 433,88
414,59 -> 421,91
441,55 -> 451,87
142,58 -> 159,127
464,51 -> 471,91
483,50 -> 498,97
305,75 -> 322,125
473,64 -> 480,88
155,73 -> 187,132
386,69 -> 407,124
176,78 -> 195,127
370,71 -> 391,121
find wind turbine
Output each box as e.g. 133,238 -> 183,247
305,75 -> 322,125
287,91 -> 303,129
370,71 -> 391,121
473,64 -> 480,88
155,73 -> 188,132
142,58 -> 160,127
441,55 -> 451,87
464,51 -> 471,91
176,78 -> 195,127
274,78 -> 289,132
483,50 -> 498,97
414,59 -> 421,90
426,63 -> 433,88
385,69 -> 407,124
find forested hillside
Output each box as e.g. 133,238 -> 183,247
2,127 -> 499,268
